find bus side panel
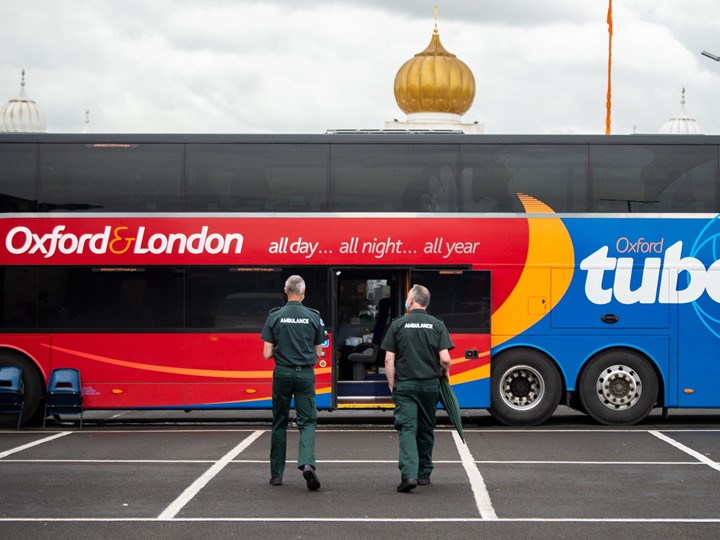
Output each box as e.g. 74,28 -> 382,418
0,334 -> 52,382
678,296 -> 720,407
448,333 -> 490,409
43,333 -> 333,409
551,216 -> 720,409
452,379 -> 489,409
84,383 -> 185,408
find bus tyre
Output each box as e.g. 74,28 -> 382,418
0,351 -> 44,428
490,349 -> 562,426
579,349 -> 658,426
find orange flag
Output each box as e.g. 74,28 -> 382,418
605,0 -> 613,135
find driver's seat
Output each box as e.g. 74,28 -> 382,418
348,344 -> 379,381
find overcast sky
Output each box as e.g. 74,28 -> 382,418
2,0 -> 719,135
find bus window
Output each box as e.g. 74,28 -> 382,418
185,144 -> 329,212
0,267 -> 37,329
331,144 -> 459,212
591,145 -> 718,213
38,267 -> 184,329
186,267 -> 284,330
0,143 -> 37,213
461,145 -> 587,213
186,267 -> 329,331
38,144 -> 184,212
410,270 -> 491,333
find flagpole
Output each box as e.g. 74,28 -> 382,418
605,0 -> 613,135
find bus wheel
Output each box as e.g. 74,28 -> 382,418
490,349 -> 562,426
0,350 -> 44,428
579,349 -> 658,426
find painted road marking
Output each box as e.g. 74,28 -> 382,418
2,517 -> 720,523
157,430 -> 264,520
452,430 -> 498,520
649,430 -> 720,472
0,431 -> 72,459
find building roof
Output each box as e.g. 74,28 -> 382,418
0,70 -> 47,133
393,17 -> 475,116
659,88 -> 704,135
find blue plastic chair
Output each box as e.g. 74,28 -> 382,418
43,368 -> 83,429
0,366 -> 24,429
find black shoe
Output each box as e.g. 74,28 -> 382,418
417,478 -> 431,486
302,465 -> 321,491
269,476 -> 283,486
397,478 -> 417,492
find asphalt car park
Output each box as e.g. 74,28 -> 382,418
1,408 -> 720,539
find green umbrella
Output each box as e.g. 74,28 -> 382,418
438,375 -> 465,443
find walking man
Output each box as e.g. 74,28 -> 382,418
262,275 -> 326,491
382,284 -> 453,492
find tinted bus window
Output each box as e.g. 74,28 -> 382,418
186,267 -> 285,330
38,267 -> 184,329
332,144 -> 459,212
186,144 -> 329,212
0,143 -> 38,212
591,145 -> 718,212
461,145 -> 588,213
0,267 -> 37,329
296,267 -> 330,325
39,144 -> 184,212
186,267 -> 329,331
410,270 -> 491,333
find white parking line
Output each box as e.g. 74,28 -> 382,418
0,431 -> 72,459
649,430 -> 720,472
4,517 -> 720,523
0,458 -> 704,466
157,430 -> 264,520
452,430 -> 497,520
2,427 -> 719,524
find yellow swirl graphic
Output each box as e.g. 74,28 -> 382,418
491,194 -> 574,347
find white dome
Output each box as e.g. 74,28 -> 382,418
0,70 -> 47,133
659,88 -> 704,135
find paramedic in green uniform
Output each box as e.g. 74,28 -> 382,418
382,284 -> 453,493
262,275 -> 326,491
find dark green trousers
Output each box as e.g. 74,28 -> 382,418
392,378 -> 440,480
270,365 -> 317,478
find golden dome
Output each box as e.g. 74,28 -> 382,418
393,24 -> 476,116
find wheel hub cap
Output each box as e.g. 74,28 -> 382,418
501,365 -> 544,411
596,364 -> 642,410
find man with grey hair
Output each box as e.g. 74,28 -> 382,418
382,284 -> 453,492
262,275 -> 326,490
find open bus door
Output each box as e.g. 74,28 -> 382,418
332,268 -> 491,409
